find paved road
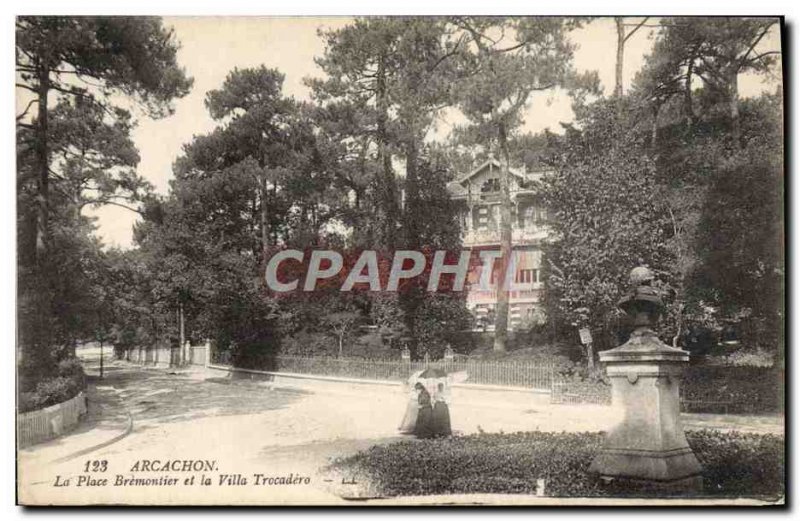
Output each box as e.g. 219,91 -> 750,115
17,347 -> 784,506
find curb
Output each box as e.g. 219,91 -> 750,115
50,390 -> 134,464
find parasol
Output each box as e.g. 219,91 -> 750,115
418,367 -> 447,378
414,367 -> 449,399
409,368 -> 469,402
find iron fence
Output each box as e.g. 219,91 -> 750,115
209,353 -> 555,391
204,350 -> 775,414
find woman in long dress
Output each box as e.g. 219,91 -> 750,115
398,385 -> 420,434
432,382 -> 452,437
413,383 -> 435,439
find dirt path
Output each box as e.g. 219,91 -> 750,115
17,352 -> 784,505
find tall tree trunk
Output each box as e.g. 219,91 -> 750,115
672,303 -> 685,348
376,52 -> 397,249
272,182 -> 278,244
401,135 -> 422,357
355,139 -> 370,244
404,137 -> 420,247
34,65 -> 50,261
728,68 -> 741,146
179,302 -> 185,365
260,174 -> 270,251
684,59 -> 695,130
493,123 -> 513,352
614,17 -> 625,98
651,104 -> 660,148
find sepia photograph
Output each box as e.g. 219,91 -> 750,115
13,13 -> 785,506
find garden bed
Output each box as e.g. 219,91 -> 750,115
328,430 -> 784,499
681,366 -> 783,414
18,358 -> 87,414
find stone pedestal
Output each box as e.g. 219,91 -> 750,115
588,267 -> 703,493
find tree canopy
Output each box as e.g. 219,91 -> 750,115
16,16 -> 783,381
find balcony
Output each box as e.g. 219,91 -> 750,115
461,226 -> 549,247
466,284 -> 544,305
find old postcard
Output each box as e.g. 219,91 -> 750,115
15,15 -> 785,506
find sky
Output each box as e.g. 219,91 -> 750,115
86,17 -> 782,249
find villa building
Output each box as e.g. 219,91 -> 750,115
447,157 -> 552,331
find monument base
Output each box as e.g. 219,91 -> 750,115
590,447 -> 703,495
595,473 -> 704,496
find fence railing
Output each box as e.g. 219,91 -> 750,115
18,391 -> 87,448
210,354 -> 555,391
205,351 -> 778,414
123,345 -> 205,368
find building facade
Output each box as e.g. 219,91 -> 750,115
447,158 -> 552,331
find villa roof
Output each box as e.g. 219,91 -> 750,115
459,158 -> 527,184
447,158 -> 550,198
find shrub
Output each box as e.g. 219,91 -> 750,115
17,359 -> 86,414
708,348 -> 775,368
681,366 -> 783,414
280,331 -> 336,357
330,432 -> 607,497
18,391 -> 43,413
329,430 -> 784,499
468,344 -> 575,366
686,429 -> 785,496
58,357 -> 86,388
350,332 -> 397,359
552,373 -> 612,405
36,376 -> 81,403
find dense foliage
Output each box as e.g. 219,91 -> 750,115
541,99 -> 675,352
18,357 -> 86,413
16,16 -> 191,399
16,17 -> 783,399
539,18 -> 783,367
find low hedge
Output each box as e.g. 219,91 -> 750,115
552,374 -> 612,405
688,429 -> 785,496
681,366 -> 783,414
329,430 -> 784,499
18,358 -> 86,414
